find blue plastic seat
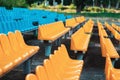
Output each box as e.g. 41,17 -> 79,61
57,14 -> 66,22
1,22 -> 9,34
66,15 -> 72,19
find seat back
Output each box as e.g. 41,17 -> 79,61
54,21 -> 65,30
100,35 -> 107,57
0,41 -> 8,59
112,23 -> 119,31
75,16 -> 85,23
38,26 -> 47,39
8,32 -> 20,52
35,66 -> 48,80
110,71 -> 118,80
49,54 -> 62,77
83,19 -> 94,33
105,55 -> 113,80
15,30 -> 26,47
114,31 -> 120,40
60,44 -> 71,60
38,21 -> 66,40
44,59 -> 60,80
25,74 -> 38,80
51,50 -> 65,74
66,18 -> 77,27
0,34 -> 13,56
70,28 -> 85,50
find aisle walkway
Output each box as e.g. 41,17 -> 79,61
79,27 -> 105,80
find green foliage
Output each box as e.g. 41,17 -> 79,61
83,6 -> 102,12
31,1 -> 49,9
68,4 -> 76,9
31,3 -> 38,8
0,0 -> 27,8
58,4 -> 64,9
83,6 -> 115,13
38,1 -> 49,9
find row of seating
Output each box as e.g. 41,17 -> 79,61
0,7 -> 71,23
38,21 -> 70,41
98,21 -> 119,58
97,22 -> 120,80
71,19 -> 94,53
105,22 -> 120,41
98,21 -> 108,37
65,16 -> 86,33
0,20 -> 38,34
0,30 -> 39,77
112,23 -> 120,32
66,17 -> 80,28
38,21 -> 71,56
105,54 -> 120,80
37,16 -> 86,56
25,44 -> 84,80
0,7 -> 73,33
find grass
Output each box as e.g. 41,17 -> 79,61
57,12 -> 120,19
30,4 -> 120,19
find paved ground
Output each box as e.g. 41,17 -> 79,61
1,22 -> 120,80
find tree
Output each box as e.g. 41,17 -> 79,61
75,0 -> 86,13
0,0 -> 27,8
116,0 -> 120,9
53,0 -> 55,5
93,0 -> 95,7
61,0 -> 63,5
99,0 -> 103,8
108,0 -> 111,8
72,0 -> 74,4
26,0 -> 39,6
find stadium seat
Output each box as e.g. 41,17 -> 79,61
35,66 -> 48,80
25,73 -> 38,80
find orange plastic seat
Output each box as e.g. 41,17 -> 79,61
50,54 -> 81,79
25,44 -> 83,80
105,55 -> 120,80
105,22 -> 120,45
97,22 -> 108,37
0,34 -> 22,64
70,19 -> 94,52
71,28 -> 91,52
82,19 -> 94,34
44,59 -> 61,80
0,43 -> 14,77
100,35 -> 119,58
75,16 -> 86,24
8,32 -> 29,58
15,30 -> 39,54
104,38 -> 119,58
38,21 -> 70,41
8,32 -> 38,59
25,73 -> 38,80
112,23 -> 120,32
110,70 -> 120,80
49,44 -> 84,80
0,31 -> 39,77
100,36 -> 107,57
0,69 -> 2,76
98,22 -> 119,58
35,66 -> 48,80
60,44 -> 83,64
111,74 -> 119,80
66,18 -> 80,28
112,23 -> 119,31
